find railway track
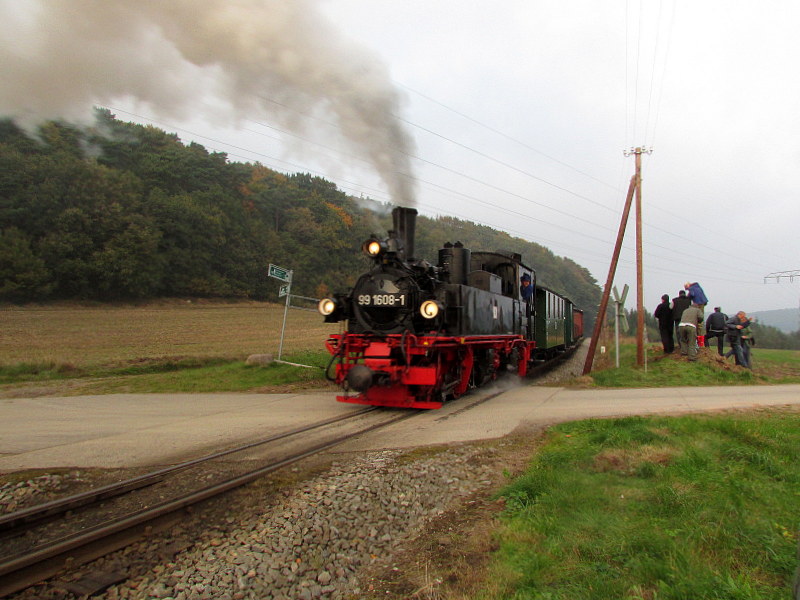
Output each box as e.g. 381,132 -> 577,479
0,349 -> 582,597
0,406 -> 419,597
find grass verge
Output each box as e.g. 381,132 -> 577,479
0,351 -> 332,396
489,409 -> 800,599
585,342 -> 800,387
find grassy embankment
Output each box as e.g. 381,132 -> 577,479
586,336 -> 800,387
480,409 -> 800,599
0,300 -> 339,396
481,340 -> 799,598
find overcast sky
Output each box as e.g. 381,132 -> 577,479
3,0 -> 799,316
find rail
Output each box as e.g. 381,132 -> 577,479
0,407 -> 416,597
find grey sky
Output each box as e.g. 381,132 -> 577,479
3,0 -> 798,314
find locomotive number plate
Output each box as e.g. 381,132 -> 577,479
357,293 -> 407,307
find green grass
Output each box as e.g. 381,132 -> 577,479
490,410 -> 800,599
586,342 -> 800,387
590,355 -> 760,387
0,356 -> 234,384
0,351 -> 332,395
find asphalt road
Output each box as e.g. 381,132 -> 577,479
2,383 -> 799,472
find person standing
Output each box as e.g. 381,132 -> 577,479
704,307 -> 728,356
678,303 -> 705,361
741,323 -> 755,369
671,290 -> 691,341
654,294 -> 674,353
684,281 -> 709,307
725,311 -> 751,367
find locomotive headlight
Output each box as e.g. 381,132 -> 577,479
362,237 -> 386,257
420,300 -> 442,319
318,298 -> 337,316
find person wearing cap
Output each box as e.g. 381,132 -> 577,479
678,302 -> 705,361
704,306 -> 728,356
519,273 -> 533,301
654,294 -> 674,353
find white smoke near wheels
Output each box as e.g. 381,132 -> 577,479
0,0 -> 416,205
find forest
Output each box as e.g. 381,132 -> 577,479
0,109 -> 602,326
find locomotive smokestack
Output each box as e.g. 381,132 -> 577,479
392,206 -> 417,261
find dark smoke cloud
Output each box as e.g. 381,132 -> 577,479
0,0 -> 416,205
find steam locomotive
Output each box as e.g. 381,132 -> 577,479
318,207 -> 583,409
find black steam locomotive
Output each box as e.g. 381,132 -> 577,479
318,207 -> 583,408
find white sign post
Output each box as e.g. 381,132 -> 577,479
269,264 -> 293,360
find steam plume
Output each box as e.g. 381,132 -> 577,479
0,0 -> 416,205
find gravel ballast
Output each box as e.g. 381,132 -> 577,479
10,444 -> 504,600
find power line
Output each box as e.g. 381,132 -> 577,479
397,83 -> 620,192
648,0 -> 677,149
253,86 -> 799,271
104,105 -> 774,284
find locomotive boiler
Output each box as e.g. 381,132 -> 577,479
318,207 -> 582,409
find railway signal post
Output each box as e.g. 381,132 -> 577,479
613,284 -> 629,368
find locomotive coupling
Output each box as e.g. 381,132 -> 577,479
345,364 -> 373,392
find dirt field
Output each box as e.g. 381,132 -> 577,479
0,299 -> 340,367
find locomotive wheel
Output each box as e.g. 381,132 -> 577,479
472,349 -> 495,387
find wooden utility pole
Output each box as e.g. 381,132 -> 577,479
582,176 -> 637,375
634,148 -> 645,366
583,146 -> 652,375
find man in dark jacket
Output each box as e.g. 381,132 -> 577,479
654,294 -> 674,353
704,307 -> 728,356
725,311 -> 751,367
671,290 -> 691,340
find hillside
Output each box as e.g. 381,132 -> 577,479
0,111 -> 601,326
751,308 -> 799,333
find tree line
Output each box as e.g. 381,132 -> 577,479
0,110 -> 601,327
